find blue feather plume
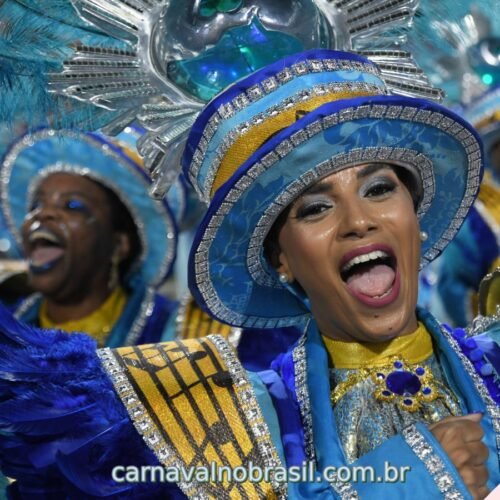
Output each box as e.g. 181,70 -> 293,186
0,303 -> 184,497
0,0 -> 128,130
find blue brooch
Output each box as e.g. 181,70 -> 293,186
373,357 -> 439,412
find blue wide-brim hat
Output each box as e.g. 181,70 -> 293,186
464,86 -> 500,156
1,129 -> 178,287
184,49 -> 484,329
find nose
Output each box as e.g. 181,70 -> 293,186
337,198 -> 378,239
30,202 -> 59,223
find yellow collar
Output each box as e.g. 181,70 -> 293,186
322,322 -> 433,369
40,286 -> 127,347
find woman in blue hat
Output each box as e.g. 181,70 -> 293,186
0,49 -> 498,499
1,129 -> 179,347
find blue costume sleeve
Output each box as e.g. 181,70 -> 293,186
135,293 -> 178,345
353,423 -> 472,499
285,423 -> 473,499
437,207 -> 497,326
0,303 -> 185,498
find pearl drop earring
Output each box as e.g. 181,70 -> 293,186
278,273 -> 289,284
420,231 -> 428,242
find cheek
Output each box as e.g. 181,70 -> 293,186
65,216 -> 106,250
384,211 -> 420,265
280,222 -> 334,278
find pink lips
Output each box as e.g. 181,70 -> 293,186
340,243 -> 400,308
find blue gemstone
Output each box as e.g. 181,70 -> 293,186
403,398 -> 413,406
422,387 -> 432,395
415,367 -> 425,376
386,371 -> 422,395
393,360 -> 403,369
382,390 -> 391,397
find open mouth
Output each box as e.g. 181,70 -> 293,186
28,229 -> 65,273
340,244 -> 399,307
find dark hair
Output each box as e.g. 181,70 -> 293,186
263,164 -> 422,268
98,182 -> 142,281
263,205 -> 291,269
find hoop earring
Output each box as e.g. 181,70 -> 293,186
108,252 -> 120,290
278,273 -> 289,284
420,231 -> 428,242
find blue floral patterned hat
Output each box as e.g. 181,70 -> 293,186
184,49 -> 484,329
1,128 -> 178,286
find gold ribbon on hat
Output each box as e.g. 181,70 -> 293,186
210,89 -> 378,198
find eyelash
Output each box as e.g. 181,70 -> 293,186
29,199 -> 89,213
295,201 -> 332,219
65,199 -> 88,212
294,179 -> 396,219
364,179 -> 396,198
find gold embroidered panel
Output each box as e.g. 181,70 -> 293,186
99,336 -> 285,499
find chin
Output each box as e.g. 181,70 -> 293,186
29,272 -> 65,298
357,307 -> 416,342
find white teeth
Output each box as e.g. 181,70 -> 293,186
341,250 -> 390,273
29,230 -> 60,245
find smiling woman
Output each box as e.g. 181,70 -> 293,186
273,163 -> 421,343
0,50 -> 499,499
1,130 -> 179,347
23,174 -> 132,307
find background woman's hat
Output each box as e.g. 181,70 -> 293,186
464,87 -> 500,155
185,49 -> 484,329
0,129 -> 178,286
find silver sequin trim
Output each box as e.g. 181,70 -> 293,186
97,347 -> 205,499
466,309 -> 500,338
195,81 -> 385,203
292,333 -> 315,460
208,335 -> 287,498
13,293 -> 42,320
292,329 -> 360,499
174,293 -> 192,339
402,425 -> 464,499
174,293 -> 242,347
124,286 -> 157,345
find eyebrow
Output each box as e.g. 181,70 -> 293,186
356,163 -> 393,179
299,163 -> 394,198
300,180 -> 333,197
34,190 -> 92,200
